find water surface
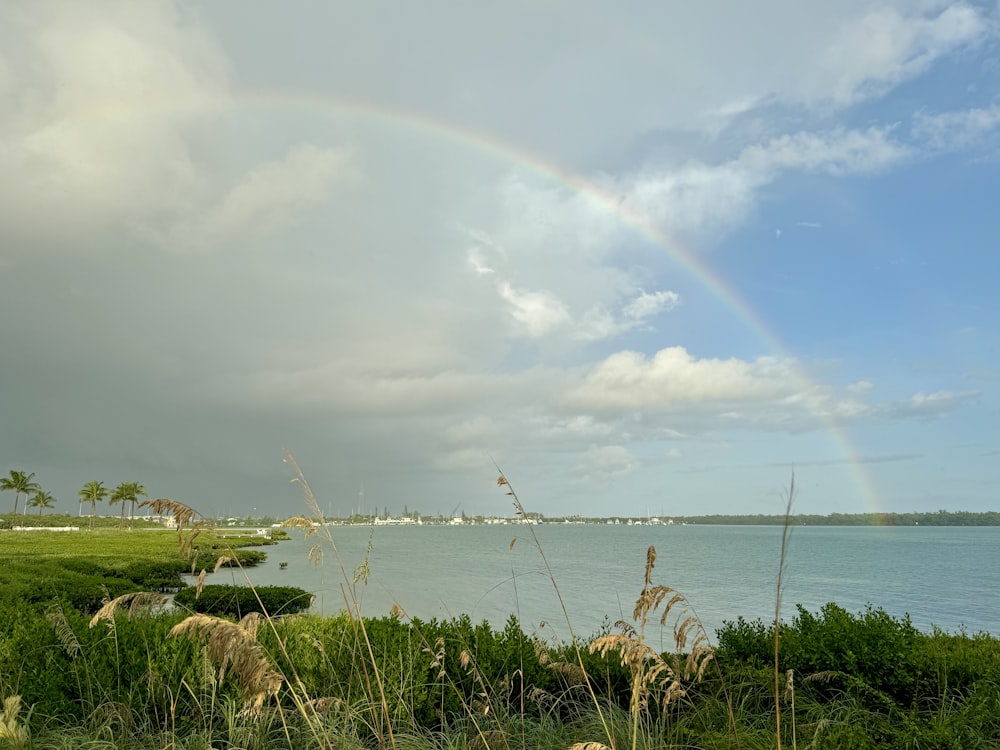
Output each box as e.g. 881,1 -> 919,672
214,524 -> 998,639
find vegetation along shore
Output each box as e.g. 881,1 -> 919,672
0,466 -> 997,749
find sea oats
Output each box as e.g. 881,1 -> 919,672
170,613 -> 283,713
89,592 -> 167,628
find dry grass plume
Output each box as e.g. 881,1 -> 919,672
589,545 -> 714,750
0,695 -> 28,749
169,613 -> 283,714
89,592 -> 168,629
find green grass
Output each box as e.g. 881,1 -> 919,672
0,526 -> 273,612
0,517 -> 998,749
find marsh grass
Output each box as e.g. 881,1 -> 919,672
3,464 -> 999,749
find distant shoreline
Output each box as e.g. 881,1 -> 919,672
289,509 -> 1000,527
5,509 -> 998,530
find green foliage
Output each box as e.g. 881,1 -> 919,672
0,470 -> 41,515
27,490 -> 57,514
717,603 -> 1000,712
715,616 -> 771,667
174,584 -> 313,617
0,529 -> 275,613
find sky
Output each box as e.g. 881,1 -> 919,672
1,1 -> 998,520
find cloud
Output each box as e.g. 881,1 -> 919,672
0,5 -> 357,258
848,380 -> 874,394
565,125 -> 911,248
150,143 -> 357,251
623,289 -> 681,320
0,1 -> 230,251
497,282 -> 572,338
565,347 -> 800,413
575,289 -> 681,342
431,448 -> 494,473
884,390 -> 979,419
818,3 -> 989,106
1,0 -> 992,518
912,104 -> 1000,152
463,216 -> 681,343
244,364 -> 534,415
577,445 -> 639,482
738,127 -> 910,176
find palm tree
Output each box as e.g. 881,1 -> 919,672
110,483 -> 128,528
28,490 -> 56,515
78,481 -> 108,529
1,470 -> 41,515
127,482 -> 147,529
110,482 -> 147,529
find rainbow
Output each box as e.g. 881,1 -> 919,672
68,88 -> 888,515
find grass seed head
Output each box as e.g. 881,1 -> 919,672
169,613 -> 283,712
89,592 -> 168,628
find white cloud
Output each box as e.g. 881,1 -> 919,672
575,289 -> 681,342
848,380 -> 874,394
574,307 -> 625,342
739,127 -> 910,176
623,289 -> 681,320
912,104 -> 1000,151
577,126 -> 909,248
566,347 -> 800,413
623,160 -> 760,241
497,282 -> 572,338
467,249 -> 496,275
819,3 -> 988,106
578,445 -> 639,481
885,390 -> 979,418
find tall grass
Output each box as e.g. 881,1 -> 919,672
2,464 -> 997,749
773,473 -> 795,750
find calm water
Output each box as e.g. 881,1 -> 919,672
213,524 -> 999,639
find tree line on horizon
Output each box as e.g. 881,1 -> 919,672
1,469 -> 148,527
659,509 -> 1000,526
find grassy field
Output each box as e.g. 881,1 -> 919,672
0,494 -> 998,749
0,520 -> 273,612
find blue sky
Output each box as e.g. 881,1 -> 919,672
0,1 -> 998,519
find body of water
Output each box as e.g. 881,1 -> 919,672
210,524 -> 998,639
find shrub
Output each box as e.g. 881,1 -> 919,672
717,603 -> 920,705
173,585 -> 313,617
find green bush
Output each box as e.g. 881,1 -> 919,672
716,615 -> 771,666
173,584 -> 313,617
718,603 -> 921,705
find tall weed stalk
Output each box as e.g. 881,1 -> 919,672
495,469 -> 615,747
774,472 -> 795,750
283,450 -> 397,749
